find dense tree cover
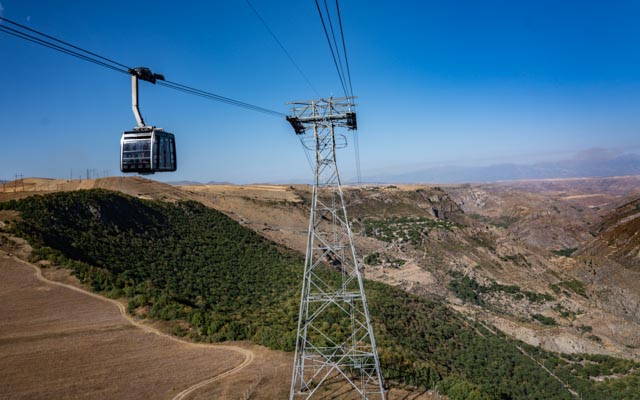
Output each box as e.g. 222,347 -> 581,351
551,248 -> 578,257
3,190 -> 639,399
532,313 -> 557,326
549,279 -> 589,299
448,271 -> 555,308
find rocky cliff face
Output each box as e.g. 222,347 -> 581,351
444,180 -> 640,359
569,197 -> 640,335
578,197 -> 640,268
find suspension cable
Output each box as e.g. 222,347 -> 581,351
158,80 -> 285,117
335,0 -> 361,183
314,0 -> 349,98
322,0 -> 350,98
0,24 -> 129,75
335,0 -> 354,99
0,16 -> 285,117
0,16 -> 132,70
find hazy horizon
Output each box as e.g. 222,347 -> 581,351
4,146 -> 639,186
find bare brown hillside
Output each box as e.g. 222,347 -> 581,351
578,196 -> 640,267
566,196 -> 640,347
0,177 -> 191,202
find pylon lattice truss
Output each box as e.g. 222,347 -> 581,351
287,97 -> 385,399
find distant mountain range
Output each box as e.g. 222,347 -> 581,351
165,152 -> 640,186
362,153 -> 640,184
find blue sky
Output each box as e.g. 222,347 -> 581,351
1,0 -> 639,183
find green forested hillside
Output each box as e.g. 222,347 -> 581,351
2,190 -> 639,400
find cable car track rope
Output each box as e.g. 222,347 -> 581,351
313,1 -> 362,183
322,0 -> 350,98
0,16 -> 285,117
334,0 -> 361,183
335,0 -> 354,99
157,80 -> 285,117
0,24 -> 129,75
314,0 -> 349,99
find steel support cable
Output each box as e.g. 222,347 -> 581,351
0,25 -> 129,75
335,0 -> 354,98
0,17 -> 285,117
244,0 -> 320,97
322,0 -> 350,98
0,16 -> 131,70
314,0 -> 349,98
158,80 -> 285,117
333,0 -> 360,183
158,81 -> 282,116
313,0 -> 360,181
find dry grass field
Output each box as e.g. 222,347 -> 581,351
0,251 -> 251,400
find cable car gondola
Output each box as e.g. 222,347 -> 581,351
120,128 -> 176,173
120,67 -> 177,174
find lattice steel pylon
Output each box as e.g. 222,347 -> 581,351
286,97 -> 385,399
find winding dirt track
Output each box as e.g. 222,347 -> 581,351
4,253 -> 254,400
171,349 -> 254,400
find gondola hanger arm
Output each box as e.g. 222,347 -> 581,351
128,67 -> 164,129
